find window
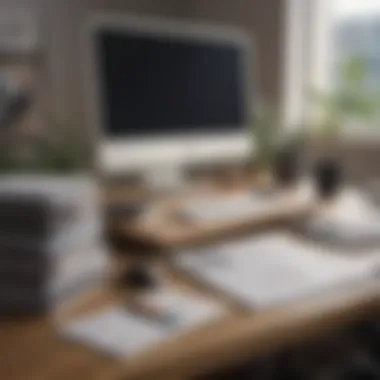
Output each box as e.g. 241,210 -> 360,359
331,0 -> 380,90
283,0 -> 380,132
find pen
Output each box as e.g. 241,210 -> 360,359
125,300 -> 178,328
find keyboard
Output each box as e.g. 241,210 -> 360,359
181,192 -> 278,222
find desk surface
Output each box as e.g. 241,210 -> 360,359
2,181 -> 380,380
2,256 -> 379,380
0,291 -> 125,380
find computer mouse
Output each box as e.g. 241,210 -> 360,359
119,264 -> 157,289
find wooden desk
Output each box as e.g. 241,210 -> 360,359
0,289 -> 124,380
119,277 -> 380,380
2,181 -> 380,380
2,253 -> 379,380
104,182 -> 380,378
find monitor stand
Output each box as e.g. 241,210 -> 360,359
144,164 -> 187,193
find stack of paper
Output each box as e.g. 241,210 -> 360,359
0,176 -> 108,315
61,289 -> 224,357
174,234 -> 380,309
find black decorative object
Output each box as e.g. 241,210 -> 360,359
273,146 -> 300,186
313,159 -> 343,198
119,264 -> 156,290
106,202 -> 146,221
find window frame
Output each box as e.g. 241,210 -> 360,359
282,0 -> 332,129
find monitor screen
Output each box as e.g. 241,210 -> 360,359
95,29 -> 247,138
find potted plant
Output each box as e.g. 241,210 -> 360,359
249,102 -> 305,187
0,118 -> 92,175
248,102 -> 279,183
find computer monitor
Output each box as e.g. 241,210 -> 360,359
84,14 -> 253,176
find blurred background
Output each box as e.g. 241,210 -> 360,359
2,0 -> 380,181
2,2 -> 380,379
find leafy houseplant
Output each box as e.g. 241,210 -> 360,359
249,103 -> 279,172
0,120 -> 92,175
248,102 -> 306,187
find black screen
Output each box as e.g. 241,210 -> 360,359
96,30 -> 246,137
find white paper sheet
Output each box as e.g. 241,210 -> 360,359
140,288 -> 223,329
302,189 -> 380,248
60,289 -> 224,358
175,234 -> 380,308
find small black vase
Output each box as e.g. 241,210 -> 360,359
313,159 -> 343,198
119,264 -> 156,290
273,147 -> 300,187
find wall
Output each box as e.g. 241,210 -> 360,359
0,0 -> 46,142
189,0 -> 284,105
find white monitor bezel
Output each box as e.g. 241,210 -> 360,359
83,13 -> 255,174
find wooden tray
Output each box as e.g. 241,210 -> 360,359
110,182 -> 318,249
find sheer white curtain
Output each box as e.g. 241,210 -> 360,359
282,0 -> 332,129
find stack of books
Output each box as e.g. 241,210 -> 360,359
0,176 -> 108,315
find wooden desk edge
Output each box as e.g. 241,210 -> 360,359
116,279 -> 380,380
